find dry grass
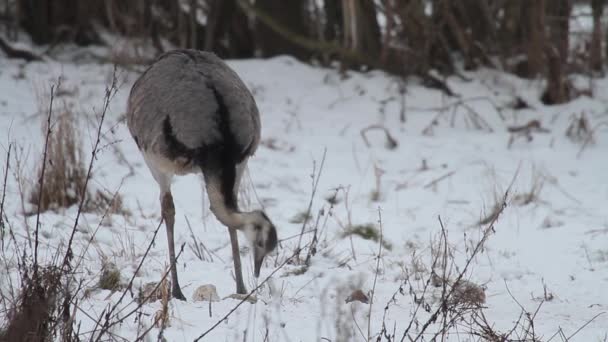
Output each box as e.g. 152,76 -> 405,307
27,105 -> 127,216
98,261 -> 122,291
566,112 -> 592,143
0,265 -> 66,342
342,223 -> 393,251
152,277 -> 171,330
28,108 -> 87,213
1,71 -> 128,342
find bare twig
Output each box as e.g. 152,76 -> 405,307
62,66 -> 118,273
295,148 -> 327,263
34,83 -> 57,276
423,171 -> 456,189
0,143 -> 11,250
367,208 -> 384,341
577,121 -> 608,158
360,125 -> 398,150
408,189 -> 510,342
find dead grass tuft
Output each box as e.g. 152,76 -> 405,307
98,261 -> 122,291
566,112 -> 592,143
28,105 -> 128,216
0,266 -> 63,342
343,224 -> 393,251
448,280 -> 486,307
512,168 -> 545,206
29,108 -> 87,213
152,278 -> 171,329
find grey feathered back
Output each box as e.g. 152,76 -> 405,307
127,50 -> 261,163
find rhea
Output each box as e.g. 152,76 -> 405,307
126,49 -> 278,299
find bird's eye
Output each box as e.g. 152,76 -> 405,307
256,241 -> 264,248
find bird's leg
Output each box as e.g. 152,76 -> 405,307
161,192 -> 186,300
229,228 -> 247,294
231,160 -> 247,294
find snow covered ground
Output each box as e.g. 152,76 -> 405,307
0,51 -> 607,341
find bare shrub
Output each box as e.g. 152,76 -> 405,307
0,265 -> 65,342
28,104 -> 127,216
512,167 -> 545,206
28,107 -> 87,213
152,277 -> 171,330
342,223 -> 392,251
98,261 -> 122,291
566,112 -> 592,143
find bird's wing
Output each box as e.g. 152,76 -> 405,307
127,50 -> 260,162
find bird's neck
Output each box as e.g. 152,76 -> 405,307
206,182 -> 245,228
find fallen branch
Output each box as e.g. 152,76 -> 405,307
423,171 -> 456,189
360,125 -> 398,150
0,36 -> 42,62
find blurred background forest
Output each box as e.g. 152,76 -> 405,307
0,0 -> 606,105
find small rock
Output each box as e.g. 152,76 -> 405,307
192,284 -> 220,302
224,293 -> 257,304
345,289 -> 369,304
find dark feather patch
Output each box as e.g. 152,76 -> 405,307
162,116 -> 194,162
160,79 -> 251,212
266,224 -> 278,252
133,136 -> 141,149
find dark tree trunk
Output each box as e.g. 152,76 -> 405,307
591,0 -> 606,71
19,0 -> 103,45
524,0 -> 546,78
205,0 -> 254,58
542,46 -> 570,104
546,0 -> 571,63
543,0 -> 571,104
19,0 -> 51,44
254,0 -> 310,60
342,0 -> 381,59
324,0 -> 343,43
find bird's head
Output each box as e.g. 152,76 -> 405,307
240,210 -> 278,277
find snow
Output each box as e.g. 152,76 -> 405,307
0,52 -> 607,341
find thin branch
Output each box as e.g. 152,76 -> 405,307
34,83 -> 57,276
62,66 -> 118,272
367,208 -> 384,341
0,143 -> 11,251
295,148 -> 327,262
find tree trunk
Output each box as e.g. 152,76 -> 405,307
591,0 -> 605,71
547,0 -> 571,63
542,46 -> 570,104
19,0 -> 51,44
341,0 -> 381,59
524,0 -> 546,77
189,0 -> 197,49
19,0 -> 103,45
542,0 -> 571,104
204,0 -> 254,58
324,0 -> 343,43
254,0 -> 310,60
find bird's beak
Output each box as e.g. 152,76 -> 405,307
254,247 -> 265,278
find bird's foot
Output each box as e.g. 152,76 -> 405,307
172,287 -> 186,301
236,283 -> 247,295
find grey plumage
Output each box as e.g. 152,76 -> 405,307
127,49 -> 277,299
128,50 -> 260,168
